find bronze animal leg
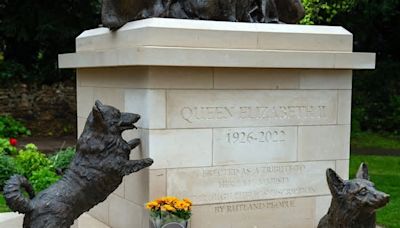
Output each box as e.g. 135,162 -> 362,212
102,0 -> 126,30
122,159 -> 154,175
265,0 -> 279,23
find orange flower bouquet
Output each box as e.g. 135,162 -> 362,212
146,196 -> 192,228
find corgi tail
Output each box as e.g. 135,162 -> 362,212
3,175 -> 35,214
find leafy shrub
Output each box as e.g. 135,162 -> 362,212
15,144 -> 51,178
0,115 -> 31,138
29,167 -> 60,193
352,60 -> 400,135
0,60 -> 28,84
50,147 -> 75,171
0,154 -> 18,190
0,138 -> 18,155
301,0 -> 356,25
0,0 -> 101,84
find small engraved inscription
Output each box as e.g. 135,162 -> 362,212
213,127 -> 297,165
227,129 -> 286,144
168,90 -> 338,128
214,199 -> 296,214
167,161 -> 333,204
181,105 -> 327,123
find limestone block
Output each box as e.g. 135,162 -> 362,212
109,194 -> 143,228
213,126 -> 297,166
256,31 -> 352,52
93,87 -> 125,112
78,67 -> 213,89
0,213 -> 23,228
113,180 -> 125,198
336,159 -> 350,180
125,89 -> 166,129
124,169 -> 149,205
76,19 -> 259,52
167,90 -> 338,128
121,129 -> 146,160
147,67 -> 213,89
149,169 -> 167,200
298,125 -> 351,161
88,197 -> 110,225
76,86 -> 94,118
141,129 -> 213,169
299,70 -> 352,89
59,47 -> 375,69
78,67 -> 148,88
315,195 -> 332,227
75,18 -> 352,52
167,161 -> 334,205
335,52 -> 376,69
142,212 -> 150,228
77,117 -> 87,138
213,68 -> 300,89
191,197 -> 315,228
338,90 -> 352,125
77,214 -> 111,228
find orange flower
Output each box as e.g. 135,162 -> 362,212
175,200 -> 190,211
161,204 -> 176,212
183,198 -> 192,206
146,201 -> 159,210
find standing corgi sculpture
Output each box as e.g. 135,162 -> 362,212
3,101 -> 154,228
318,163 -> 390,228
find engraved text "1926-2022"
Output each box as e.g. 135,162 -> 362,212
227,130 -> 286,144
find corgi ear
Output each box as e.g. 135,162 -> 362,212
326,168 -> 344,197
91,100 -> 107,132
356,163 -> 369,180
93,100 -> 104,121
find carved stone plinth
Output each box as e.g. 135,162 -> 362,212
59,18 -> 375,228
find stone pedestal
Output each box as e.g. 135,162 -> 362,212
59,18 -> 375,228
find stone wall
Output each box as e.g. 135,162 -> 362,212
0,82 -> 77,136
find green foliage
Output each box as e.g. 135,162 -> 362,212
301,0 -> 356,25
0,115 -> 31,138
0,0 -> 101,84
50,147 -> 75,171
0,60 -> 28,82
29,167 -> 60,193
15,144 -> 51,178
301,0 -> 400,135
0,154 -> 17,190
350,155 -> 400,228
0,194 -> 10,212
0,138 -> 17,155
352,61 -> 400,135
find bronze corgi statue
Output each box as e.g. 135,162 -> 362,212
318,163 -> 390,228
4,101 -> 153,228
101,0 -> 305,30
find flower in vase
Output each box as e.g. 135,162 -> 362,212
146,196 -> 192,222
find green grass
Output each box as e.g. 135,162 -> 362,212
351,131 -> 400,149
0,193 -> 10,212
350,155 -> 400,228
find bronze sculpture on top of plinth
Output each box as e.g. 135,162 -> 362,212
101,0 -> 305,30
